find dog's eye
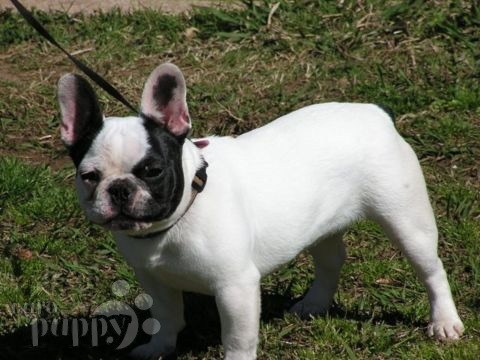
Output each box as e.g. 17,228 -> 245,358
80,171 -> 100,183
144,166 -> 163,179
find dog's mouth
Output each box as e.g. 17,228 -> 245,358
102,214 -> 154,232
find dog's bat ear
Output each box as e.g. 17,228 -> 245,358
141,63 -> 191,137
57,74 -> 103,147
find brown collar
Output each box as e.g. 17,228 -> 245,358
182,160 -> 208,215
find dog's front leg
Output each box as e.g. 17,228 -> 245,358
129,269 -> 185,359
216,281 -> 261,360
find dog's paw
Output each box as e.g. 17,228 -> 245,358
427,319 -> 464,341
129,342 -> 175,360
289,299 -> 330,318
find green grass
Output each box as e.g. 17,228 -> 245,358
1,0 -> 479,358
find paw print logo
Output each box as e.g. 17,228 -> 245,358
92,280 -> 161,349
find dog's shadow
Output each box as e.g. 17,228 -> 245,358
0,291 -> 422,360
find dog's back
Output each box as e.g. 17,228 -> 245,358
200,103 -> 409,274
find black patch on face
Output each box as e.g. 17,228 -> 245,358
153,74 -> 177,108
65,76 -> 104,167
130,115 -> 185,221
376,104 -> 395,125
69,128 -> 102,168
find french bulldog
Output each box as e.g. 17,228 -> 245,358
57,63 -> 464,359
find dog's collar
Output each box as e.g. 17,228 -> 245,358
129,159 -> 208,239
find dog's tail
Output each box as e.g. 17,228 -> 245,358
376,104 -> 396,125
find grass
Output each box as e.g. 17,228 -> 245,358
0,0 -> 479,358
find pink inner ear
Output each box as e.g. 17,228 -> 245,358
61,122 -> 74,144
60,98 -> 77,145
162,101 -> 190,136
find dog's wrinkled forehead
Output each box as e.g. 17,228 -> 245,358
80,116 -> 150,174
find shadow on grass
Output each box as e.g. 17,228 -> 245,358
325,303 -> 425,328
0,294 -> 221,360
0,291 -> 423,359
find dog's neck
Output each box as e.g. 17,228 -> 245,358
123,139 -> 205,238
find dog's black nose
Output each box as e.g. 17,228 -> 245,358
108,181 -> 132,207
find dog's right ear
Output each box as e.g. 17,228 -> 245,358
57,74 -> 103,148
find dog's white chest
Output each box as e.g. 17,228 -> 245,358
115,232 -> 221,294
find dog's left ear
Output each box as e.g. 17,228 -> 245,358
141,63 -> 191,137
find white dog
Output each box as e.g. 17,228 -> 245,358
57,63 -> 464,359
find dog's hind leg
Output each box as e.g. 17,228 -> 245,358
290,232 -> 346,316
374,208 -> 464,340
368,141 -> 464,340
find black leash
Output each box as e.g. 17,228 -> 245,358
9,0 -> 138,114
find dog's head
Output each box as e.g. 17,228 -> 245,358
58,63 -> 193,232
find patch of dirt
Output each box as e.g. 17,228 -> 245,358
0,52 -> 29,83
0,0 -> 225,14
0,61 -> 19,83
1,137 -> 72,170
